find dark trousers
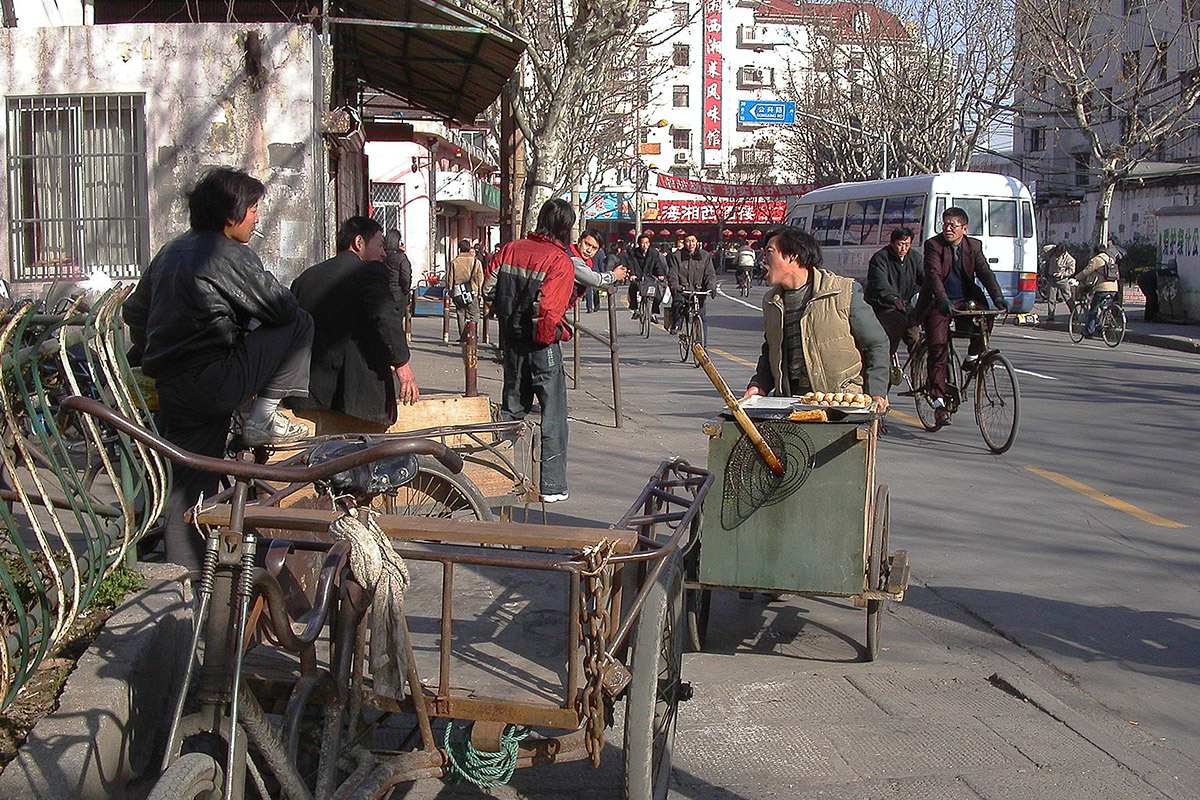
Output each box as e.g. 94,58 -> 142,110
923,302 -> 991,402
500,341 -> 567,495
584,287 -> 599,312
155,313 -> 314,574
874,307 -> 921,357
1083,291 -> 1117,335
1137,271 -> 1159,321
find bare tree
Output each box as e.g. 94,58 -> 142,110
464,0 -> 678,231
778,0 -> 1018,183
1017,0 -> 1200,248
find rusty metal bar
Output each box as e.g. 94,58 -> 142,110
439,561 -> 453,699
463,320 -> 478,396
566,569 -> 581,704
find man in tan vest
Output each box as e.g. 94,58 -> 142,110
743,226 -> 890,405
449,238 -> 484,341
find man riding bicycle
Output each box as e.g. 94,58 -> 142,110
735,242 -> 756,292
667,234 -> 716,333
1070,243 -> 1124,339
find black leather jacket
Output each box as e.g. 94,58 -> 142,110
123,230 -> 300,379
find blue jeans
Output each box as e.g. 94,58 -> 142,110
501,341 -> 568,495
1083,291 -> 1116,336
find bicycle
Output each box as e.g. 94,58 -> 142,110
1069,292 -> 1126,347
900,307 -> 1021,453
637,278 -> 663,339
735,270 -> 751,298
675,290 -> 708,366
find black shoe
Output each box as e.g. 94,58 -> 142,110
933,407 -> 951,430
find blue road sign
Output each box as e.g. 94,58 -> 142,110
737,100 -> 796,124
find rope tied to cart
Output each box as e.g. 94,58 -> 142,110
577,538 -> 616,766
442,722 -> 531,787
328,500 -> 412,700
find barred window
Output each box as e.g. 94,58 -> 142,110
7,94 -> 149,281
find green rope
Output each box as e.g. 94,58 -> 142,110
442,721 -> 531,787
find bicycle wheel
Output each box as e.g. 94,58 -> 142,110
640,304 -> 651,339
907,345 -> 939,431
381,455 -> 493,520
678,320 -> 690,363
147,752 -> 224,800
1068,302 -> 1087,343
689,316 -> 705,365
1101,305 -> 1126,347
974,352 -> 1020,454
623,550 -> 684,800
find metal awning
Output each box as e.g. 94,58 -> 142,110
328,0 -> 525,122
95,1 -> 525,123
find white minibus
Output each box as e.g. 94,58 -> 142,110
786,172 -> 1038,312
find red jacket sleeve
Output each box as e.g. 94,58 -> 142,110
534,253 -> 577,345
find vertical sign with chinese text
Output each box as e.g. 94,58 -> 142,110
702,0 -> 722,151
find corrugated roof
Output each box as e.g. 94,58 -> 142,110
95,0 -> 525,123
755,0 -> 911,42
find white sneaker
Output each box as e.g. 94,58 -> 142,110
541,492 -> 569,503
242,411 -> 309,447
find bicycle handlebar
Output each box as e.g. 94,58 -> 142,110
60,395 -> 464,481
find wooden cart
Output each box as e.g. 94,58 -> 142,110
684,402 -> 909,660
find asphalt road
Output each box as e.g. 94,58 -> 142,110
614,280 -> 1200,758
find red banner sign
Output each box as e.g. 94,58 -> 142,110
703,0 -> 722,151
646,200 -> 786,224
656,173 -> 820,198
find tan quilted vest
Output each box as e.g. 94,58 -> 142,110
763,268 -> 864,394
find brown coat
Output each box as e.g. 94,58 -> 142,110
916,233 -> 1004,318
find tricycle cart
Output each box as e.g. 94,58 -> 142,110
684,399 -> 909,660
63,391 -> 713,800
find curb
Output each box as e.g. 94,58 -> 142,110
0,563 -> 192,800
1033,320 -> 1200,353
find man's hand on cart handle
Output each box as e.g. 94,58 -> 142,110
742,385 -> 765,399
874,396 -> 889,412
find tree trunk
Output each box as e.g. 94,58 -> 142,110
522,135 -> 563,233
1092,176 -> 1117,250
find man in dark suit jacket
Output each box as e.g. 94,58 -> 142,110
917,206 -> 1009,429
291,216 -> 419,429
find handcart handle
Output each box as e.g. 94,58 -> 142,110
691,343 -> 784,475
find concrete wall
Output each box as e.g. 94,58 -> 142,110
0,22 -> 325,287
1155,212 -> 1200,321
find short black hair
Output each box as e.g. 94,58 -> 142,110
534,199 -> 576,246
890,227 -> 914,242
187,167 -> 265,232
580,228 -> 604,246
335,216 -> 383,252
385,229 -> 402,252
944,206 -> 970,226
637,233 -> 652,245
761,226 -> 822,269
458,238 -> 473,252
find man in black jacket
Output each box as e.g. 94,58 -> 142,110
621,234 -> 668,319
667,234 -> 717,333
123,167 -> 314,573
865,227 -> 923,362
291,216 -> 419,429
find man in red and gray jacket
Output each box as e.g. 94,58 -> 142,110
482,199 -> 578,502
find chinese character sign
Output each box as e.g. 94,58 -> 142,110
655,201 -> 786,224
702,0 -> 721,151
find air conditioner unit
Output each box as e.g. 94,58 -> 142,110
674,152 -> 689,164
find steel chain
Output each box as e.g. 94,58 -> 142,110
577,539 -> 615,767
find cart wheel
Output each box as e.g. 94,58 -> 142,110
684,587 -> 710,653
865,484 -> 889,662
623,550 -> 684,800
146,752 -> 223,800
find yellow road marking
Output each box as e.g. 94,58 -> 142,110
707,347 -> 757,368
1025,466 -> 1188,529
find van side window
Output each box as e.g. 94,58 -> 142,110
952,197 -> 984,235
1020,200 -> 1034,239
988,199 -> 1018,237
882,196 -> 906,233
903,195 -> 925,236
847,198 -> 883,245
934,196 -> 947,233
813,202 -> 846,246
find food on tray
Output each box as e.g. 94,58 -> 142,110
798,391 -> 872,407
789,408 -> 828,422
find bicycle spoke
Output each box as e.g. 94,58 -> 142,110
975,353 -> 1020,454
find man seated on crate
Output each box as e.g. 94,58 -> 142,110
741,226 -> 889,406
914,206 -> 1009,430
123,167 -> 314,574
290,216 -> 420,431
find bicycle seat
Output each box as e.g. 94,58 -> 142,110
306,440 -> 419,499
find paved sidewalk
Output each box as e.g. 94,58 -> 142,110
395,313 -> 1200,800
1033,301 -> 1200,353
